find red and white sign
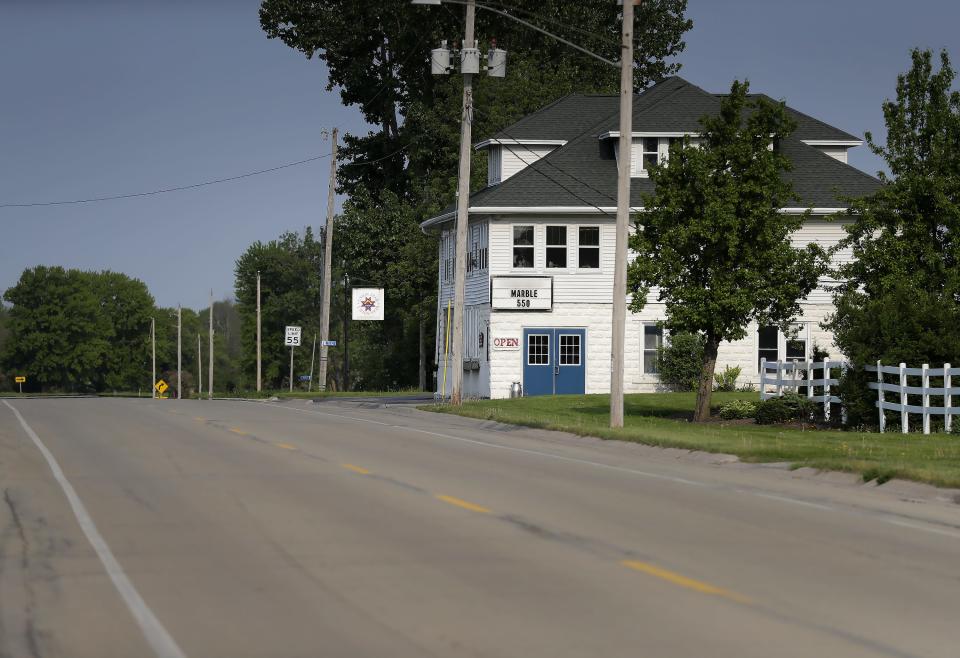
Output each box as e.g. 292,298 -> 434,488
492,336 -> 520,351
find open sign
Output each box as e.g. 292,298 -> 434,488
492,336 -> 520,351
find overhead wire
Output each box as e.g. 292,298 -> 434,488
0,32 -> 428,210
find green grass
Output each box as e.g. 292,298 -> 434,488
425,392 -> 960,489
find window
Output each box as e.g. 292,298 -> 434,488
642,137 -> 659,171
546,226 -> 567,268
578,226 -> 600,268
513,225 -> 534,268
643,325 -> 663,374
757,325 -> 778,371
786,325 -> 807,361
559,334 -> 581,366
527,334 -> 550,365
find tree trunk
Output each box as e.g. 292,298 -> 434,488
694,336 -> 721,422
418,314 -> 426,392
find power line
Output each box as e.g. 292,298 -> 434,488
0,143 -> 410,209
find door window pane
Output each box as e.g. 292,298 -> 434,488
527,334 -> 550,365
546,226 -> 567,268
758,325 -> 779,371
643,325 -> 663,374
578,226 -> 600,268
559,334 -> 581,366
513,225 -> 534,268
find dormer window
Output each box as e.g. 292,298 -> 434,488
606,132 -> 698,178
641,138 -> 659,171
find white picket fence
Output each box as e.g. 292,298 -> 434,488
759,358 -> 845,422
865,362 -> 959,434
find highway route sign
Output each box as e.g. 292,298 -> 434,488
285,326 -> 302,346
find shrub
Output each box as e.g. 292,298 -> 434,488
718,399 -> 757,420
755,394 -> 816,425
657,332 -> 704,392
754,398 -> 791,424
713,365 -> 741,392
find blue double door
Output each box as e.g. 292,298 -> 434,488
522,328 -> 586,396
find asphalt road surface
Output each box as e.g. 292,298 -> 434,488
1,397 -> 959,658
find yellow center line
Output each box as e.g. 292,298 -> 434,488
275,442 -> 298,451
341,463 -> 371,475
435,494 -> 492,514
621,560 -> 752,604
229,428 -> 247,436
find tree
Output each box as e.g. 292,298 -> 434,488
2,267 -> 112,391
259,0 -> 692,200
628,81 -> 827,422
235,230 -> 323,390
88,270 -> 155,391
826,49 -> 960,424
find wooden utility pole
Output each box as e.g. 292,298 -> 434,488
256,271 -> 262,392
208,290 -> 214,400
450,0 -> 476,406
197,334 -> 202,398
318,128 -> 338,392
308,333 -> 317,392
610,0 -> 635,428
151,317 -> 156,399
177,305 -> 182,400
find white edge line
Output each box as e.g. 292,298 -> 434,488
2,400 -> 187,658
252,401 -> 960,541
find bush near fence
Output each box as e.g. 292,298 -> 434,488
760,359 -> 960,434
759,359 -> 845,423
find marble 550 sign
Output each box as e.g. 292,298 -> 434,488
491,277 -> 552,310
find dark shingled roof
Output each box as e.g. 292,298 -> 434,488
429,76 -> 879,221
488,93 -> 619,142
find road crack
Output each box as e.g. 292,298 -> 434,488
3,488 -> 43,658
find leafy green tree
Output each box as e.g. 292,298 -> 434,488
827,49 -> 960,425
88,270 -> 155,391
628,81 -> 828,422
2,267 -> 112,391
235,230 -> 323,390
259,0 -> 692,200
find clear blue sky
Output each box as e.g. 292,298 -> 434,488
1,1 -> 956,310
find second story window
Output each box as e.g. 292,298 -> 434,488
578,227 -> 600,268
546,226 -> 567,268
642,137 -> 659,171
513,225 -> 534,268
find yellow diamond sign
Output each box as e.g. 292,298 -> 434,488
155,379 -> 169,394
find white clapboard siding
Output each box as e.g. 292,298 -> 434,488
500,145 -> 558,180
437,220 -> 490,308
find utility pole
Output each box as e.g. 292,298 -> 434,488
449,0 -> 476,406
197,333 -> 202,398
256,271 -> 262,392
308,333 -> 317,392
151,317 -> 156,399
318,128 -> 339,392
343,274 -> 350,391
177,305 -> 182,400
610,0 -> 636,429
208,290 -> 214,400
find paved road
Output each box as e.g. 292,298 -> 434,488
1,398 -> 958,658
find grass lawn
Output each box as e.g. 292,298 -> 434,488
426,392 -> 960,489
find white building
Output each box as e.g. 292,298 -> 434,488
422,77 -> 880,399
